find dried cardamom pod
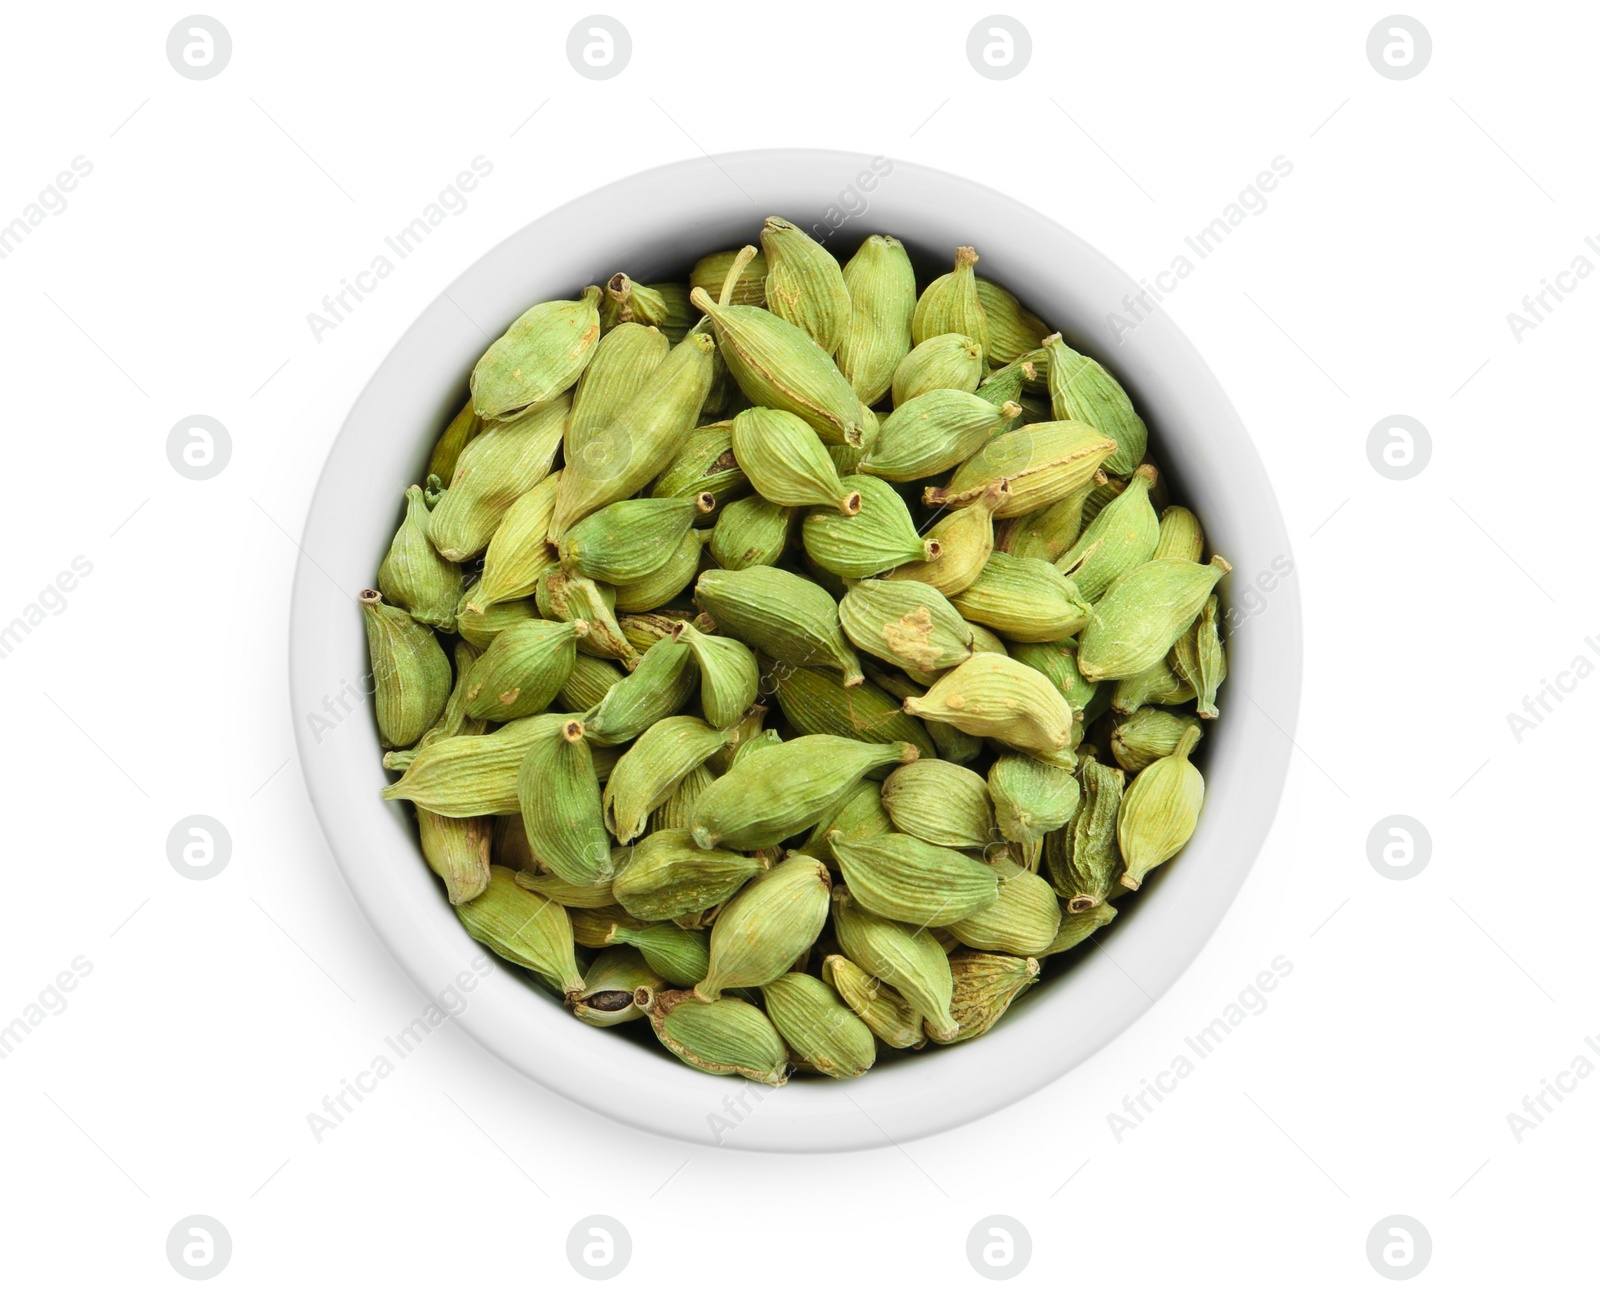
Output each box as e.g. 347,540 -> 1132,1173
456,595 -> 537,649
565,321 -> 670,464
469,472 -> 562,611
661,620 -> 755,728
612,530 -> 705,614
912,246 -> 989,354
360,589 -> 451,747
536,569 -> 638,665
427,398 -> 480,485
831,887 -> 959,1043
515,866 -> 616,910
709,493 -> 794,569
516,716 -> 613,886
947,951 -> 1039,1042
729,406 -> 862,514
417,810 -> 491,906
694,565 -> 864,687
993,478 -> 1102,564
1117,724 -> 1203,890
890,332 -> 985,406
603,715 -> 730,843
650,419 -> 749,513
635,986 -> 789,1085
1056,464 -> 1160,601
821,953 -> 925,1049
385,639 -> 486,771
381,714 -> 552,816
469,286 -> 601,420
1077,556 -> 1231,681
974,278 -> 1048,365
1039,900 -> 1116,955
943,860 -> 1061,956
583,634 -> 699,745
1110,707 -> 1203,773
1007,638 -> 1098,714
926,420 -> 1116,518
695,855 -> 831,999
1153,504 -> 1205,562
558,494 -> 713,585
691,734 -> 919,850
988,753 -> 1080,870
569,946 -> 662,1027
760,216 -> 852,353
838,578 -> 974,677
902,653 -> 1075,754
608,922 -> 710,987
1169,593 -> 1225,719
429,394 -> 570,560
860,389 -> 1021,482
837,234 -> 916,405
801,474 -> 940,577
886,480 -> 1009,596
555,651 -> 624,714
610,828 -> 761,921
377,485 -> 462,631
455,867 -> 583,995
689,247 -> 768,307
598,272 -> 672,331
799,779 -> 895,862
1042,332 -> 1147,476
1044,755 -> 1125,910
461,617 -> 584,721
829,830 -> 998,927
950,552 -> 1093,643
763,971 -> 877,1078
691,284 -> 869,447
1111,657 -> 1197,713
770,664 -> 936,757
880,759 -> 996,850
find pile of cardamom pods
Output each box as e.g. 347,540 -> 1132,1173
366,218 -> 1227,1084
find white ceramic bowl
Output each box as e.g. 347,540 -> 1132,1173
289,149 -> 1302,1152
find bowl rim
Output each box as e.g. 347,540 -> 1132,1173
289,147 -> 1303,1152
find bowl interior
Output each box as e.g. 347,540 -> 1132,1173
290,149 -> 1302,1151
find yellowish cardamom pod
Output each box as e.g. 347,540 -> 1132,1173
1039,900 -> 1117,955
950,552 -> 1093,643
943,860 -> 1061,956
1077,555 -> 1230,682
891,332 -> 984,406
974,278 -> 1048,365
770,665 -> 936,757
516,716 -> 613,886
612,530 -> 705,613
801,474 -> 941,578
672,620 -> 760,729
1044,754 -> 1125,911
831,887 -> 959,1043
602,715 -> 731,844
1168,593 -> 1225,719
469,472 -> 562,612
607,922 -> 710,986
610,828 -> 762,921
912,245 -> 989,353
947,950 -> 1039,1042
926,420 -> 1116,518
988,753 -> 1080,870
1056,463 -> 1161,601
566,320 -> 669,464
760,216 -> 852,354
860,389 -> 1021,482
635,986 -> 789,1085
821,953 -> 926,1049
1110,707 -> 1203,773
729,406 -> 862,514
839,578 -> 974,677
901,653 -> 1075,754
1117,724 -> 1204,889
1153,504 -> 1205,562
460,617 -> 584,722
695,855 -> 832,999
709,493 -> 793,570
469,285 -> 602,420
828,830 -> 999,927
558,493 -> 713,585
690,247 -> 768,307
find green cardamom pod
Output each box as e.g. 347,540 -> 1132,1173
950,552 -> 1093,643
617,610 -> 697,654
891,332 -> 985,406
649,282 -> 695,343
612,530 -> 705,613
694,565 -> 864,687
1042,332 -> 1147,475
1117,724 -> 1203,889
760,216 -> 852,354
821,953 -> 925,1049
926,420 -> 1116,519
974,352 -> 1038,416
650,419 -> 749,512
838,578 -> 974,676
469,285 -> 602,421
456,595 -> 536,649
887,480 -> 1009,596
469,472 -> 562,611
988,753 -> 1080,870
603,715 -> 730,843
770,664 -> 936,757
569,946 -> 662,1027
1007,638 -> 1097,714
536,569 -> 638,665
1111,657 -> 1197,713
943,860 -> 1061,956
829,831 -> 998,927
1153,504 -> 1205,562
912,246 -> 989,353
690,247 -> 768,307
802,474 -> 940,577
1110,707 -> 1203,773
1077,556 -> 1230,681
974,278 -> 1048,365
583,634 -> 699,745
456,867 -> 583,995
566,320 -> 670,466
549,331 -> 717,540
1044,755 -> 1125,910
417,810 -> 491,905
647,762 -> 715,837
947,950 -> 1039,1042
381,714 -> 551,815
691,287 -> 869,448
902,653 -> 1074,754
860,389 -> 1020,482
386,639 -> 487,771
515,864 -> 616,910
673,620 -> 760,728
1039,900 -> 1117,955
762,971 -> 877,1078
360,589 -> 451,747
558,494 -> 713,585
610,828 -> 762,921
799,780 -> 895,862
837,234 -> 916,405
831,887 -> 958,1042
691,735 -> 918,850
694,855 -> 831,999
555,651 -> 624,714
636,986 -> 788,1085
427,398 -> 481,485
729,406 -> 862,515
516,716 -> 613,886
993,478 -> 1102,564
429,394 -> 570,560
598,272 -> 671,331
608,922 -> 710,987
1168,593 -> 1225,718
1079,476 -> 1125,531
879,759 -> 996,850
377,485 -> 463,631
460,617 -> 583,721
709,493 -> 794,569
1056,463 -> 1160,601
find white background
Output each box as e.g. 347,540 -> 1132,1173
1,1 -> 1593,1289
